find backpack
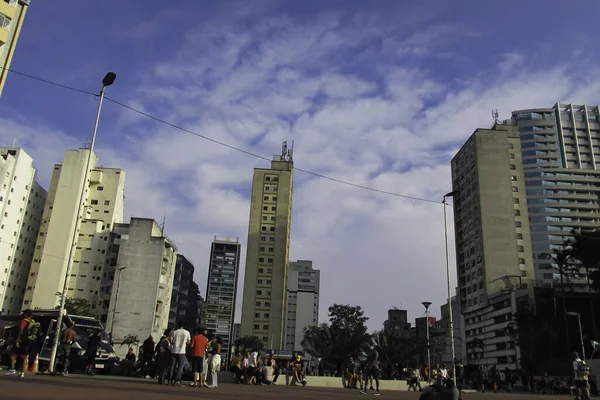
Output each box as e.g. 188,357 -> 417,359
26,320 -> 40,341
577,361 -> 590,377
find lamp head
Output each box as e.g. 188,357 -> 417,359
102,72 -> 117,87
422,301 -> 432,310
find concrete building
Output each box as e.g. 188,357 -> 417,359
240,144 -> 294,349
0,0 -> 29,96
205,236 -> 241,364
431,296 -> 462,365
285,260 -> 319,352
105,218 -> 177,349
383,308 -> 411,339
451,122 -> 536,369
232,323 -> 241,345
0,148 -> 45,314
169,254 -> 198,331
23,149 -> 125,317
511,104 -> 600,287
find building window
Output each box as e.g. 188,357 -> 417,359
273,197 -> 277,201
267,258 -> 273,263
263,206 -> 268,210
259,258 -> 264,263
97,186 -> 104,191
514,210 -> 521,216
511,176 -> 517,181
510,165 -> 516,170
508,143 -> 514,149
513,198 -> 519,204
263,325 -> 268,330
254,324 -> 259,330
518,258 -> 525,264
517,246 -> 524,252
256,290 -> 262,295
261,226 -> 266,231
264,313 -> 269,318
91,200 -> 98,205
263,196 -> 268,201
516,221 -> 522,227
260,247 -> 265,251
512,187 -> 518,192
0,14 -> 11,31
517,233 -> 523,239
104,200 -> 110,205
255,313 -> 260,318
268,248 -> 274,252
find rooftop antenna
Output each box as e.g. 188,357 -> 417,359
12,138 -> 16,147
288,140 -> 294,162
492,109 -> 499,124
281,141 -> 288,161
160,214 -> 166,233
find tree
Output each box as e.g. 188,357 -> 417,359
56,297 -> 94,317
571,229 -> 600,291
301,323 -> 335,375
120,334 -> 140,353
234,336 -> 264,354
327,304 -> 371,374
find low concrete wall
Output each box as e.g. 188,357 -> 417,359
217,372 -> 414,391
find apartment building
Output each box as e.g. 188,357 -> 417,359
511,104 -> 600,287
205,236 -> 241,364
451,123 -> 535,369
0,147 -> 45,314
105,218 -> 177,349
169,254 -> 197,330
285,260 -> 319,352
23,149 -> 125,316
0,0 -> 29,96
383,308 -> 412,339
240,144 -> 294,349
430,296 -> 462,365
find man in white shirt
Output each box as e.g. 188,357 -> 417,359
168,321 -> 191,386
247,350 -> 258,385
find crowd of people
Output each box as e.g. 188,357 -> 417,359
229,351 -> 307,386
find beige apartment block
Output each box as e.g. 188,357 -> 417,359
0,148 -> 46,314
105,218 -> 177,353
22,149 -> 125,315
451,123 -> 535,369
240,149 -> 294,350
0,0 -> 29,96
285,260 -> 320,353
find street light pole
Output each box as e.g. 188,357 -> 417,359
109,266 -> 126,337
568,312 -> 586,360
48,72 -> 116,373
443,191 -> 458,386
422,301 -> 432,376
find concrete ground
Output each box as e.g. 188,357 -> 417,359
0,374 -> 577,400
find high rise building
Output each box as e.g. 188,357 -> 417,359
0,147 -> 46,314
240,144 -> 294,350
106,218 -> 177,349
23,149 -> 125,315
383,308 -> 411,339
451,122 -> 536,368
0,0 -> 29,96
205,236 -> 241,364
285,260 -> 319,352
232,323 -> 241,345
169,254 -> 197,331
431,296 -> 462,365
511,104 -> 600,287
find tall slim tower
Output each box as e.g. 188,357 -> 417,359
0,147 -> 46,314
285,260 -> 320,352
205,236 -> 241,364
0,0 -> 29,96
22,149 -> 125,315
240,143 -> 294,350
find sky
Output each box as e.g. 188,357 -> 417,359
1,0 -> 600,330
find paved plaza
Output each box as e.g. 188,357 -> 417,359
0,374 -> 578,400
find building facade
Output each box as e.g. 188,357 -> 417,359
383,308 -> 411,339
240,145 -> 294,349
23,149 -> 125,316
169,254 -> 197,331
232,323 -> 241,345
0,148 -> 45,314
451,123 -> 536,369
431,296 -> 462,365
105,218 -> 177,349
205,236 -> 241,363
285,260 -> 320,351
0,0 -> 29,96
511,104 -> 600,287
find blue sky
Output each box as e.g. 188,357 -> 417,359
1,0 -> 600,329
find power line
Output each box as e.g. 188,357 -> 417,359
3,67 -> 441,204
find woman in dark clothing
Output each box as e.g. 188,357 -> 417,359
84,329 -> 102,375
157,328 -> 172,385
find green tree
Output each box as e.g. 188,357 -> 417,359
120,334 -> 140,353
234,336 -> 264,354
301,323 -> 335,374
571,229 -> 600,291
327,304 -> 370,374
56,297 -> 94,317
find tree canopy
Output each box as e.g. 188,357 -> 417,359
571,230 -> 600,291
56,297 -> 94,317
234,335 -> 264,354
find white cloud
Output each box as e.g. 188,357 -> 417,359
2,6 -> 600,332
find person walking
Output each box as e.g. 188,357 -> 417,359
168,321 -> 190,386
5,309 -> 38,378
573,351 -> 591,400
140,335 -> 155,379
189,327 -> 209,387
84,329 -> 102,375
207,336 -> 222,388
55,321 -> 76,376
156,329 -> 172,385
360,345 -> 380,396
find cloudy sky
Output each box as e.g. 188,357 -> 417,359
2,0 -> 600,330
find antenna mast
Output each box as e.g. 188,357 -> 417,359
492,109 -> 499,124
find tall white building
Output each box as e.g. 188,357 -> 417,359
0,148 -> 46,314
23,149 -> 125,316
285,260 -> 319,352
106,218 -> 177,351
